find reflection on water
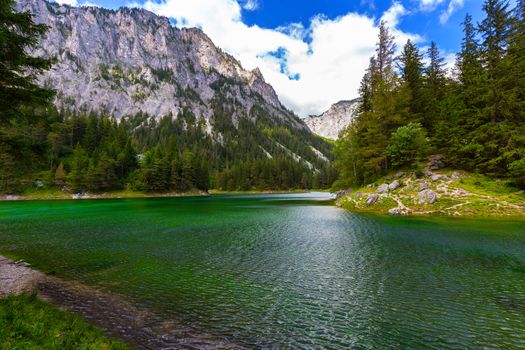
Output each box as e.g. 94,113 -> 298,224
1,193 -> 525,349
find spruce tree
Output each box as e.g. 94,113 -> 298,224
0,0 -> 54,123
479,0 -> 512,122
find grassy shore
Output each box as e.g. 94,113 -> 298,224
337,170 -> 525,217
0,187 -> 208,201
0,294 -> 130,350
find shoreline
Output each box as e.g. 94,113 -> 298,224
335,169 -> 525,218
0,189 -> 324,201
0,255 -> 244,349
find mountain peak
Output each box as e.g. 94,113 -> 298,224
16,0 -> 303,129
304,99 -> 360,140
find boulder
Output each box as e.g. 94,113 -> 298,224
335,188 -> 352,200
388,180 -> 400,191
427,155 -> 446,170
419,182 -> 429,190
376,184 -> 389,193
431,175 -> 441,182
418,189 -> 437,205
388,207 -> 403,215
451,172 -> 461,180
366,194 -> 380,206
395,171 -> 404,179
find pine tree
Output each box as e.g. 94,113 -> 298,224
68,145 -> 88,192
424,41 -> 447,130
479,0 -> 513,122
0,0 -> 54,123
54,162 -> 66,185
399,39 -> 425,124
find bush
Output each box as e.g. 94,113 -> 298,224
386,122 -> 429,168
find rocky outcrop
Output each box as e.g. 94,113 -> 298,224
16,0 -> 306,131
303,99 -> 360,140
418,190 -> 437,205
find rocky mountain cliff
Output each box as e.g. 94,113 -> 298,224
304,99 -> 360,140
16,0 -> 305,131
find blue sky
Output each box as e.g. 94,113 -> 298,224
61,0 -> 493,115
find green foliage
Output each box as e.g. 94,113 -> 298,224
0,0 -> 55,123
0,294 -> 130,349
385,122 -> 429,168
334,0 -> 525,189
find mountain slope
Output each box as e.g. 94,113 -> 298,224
16,0 -> 304,131
304,99 -> 359,140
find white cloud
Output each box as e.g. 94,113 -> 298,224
132,0 -> 420,116
440,0 -> 466,24
418,0 -> 446,11
242,0 -> 259,11
381,1 -> 408,27
54,0 -> 78,6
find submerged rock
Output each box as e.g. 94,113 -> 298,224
366,194 -> 380,206
376,184 -> 389,193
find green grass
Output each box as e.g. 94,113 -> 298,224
0,294 -> 131,350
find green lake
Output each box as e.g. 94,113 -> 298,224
0,193 -> 524,349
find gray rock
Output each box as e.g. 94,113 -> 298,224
418,190 -> 437,205
388,207 -> 403,215
366,194 -> 380,206
376,184 -> 389,193
431,175 -> 441,182
395,171 -> 404,179
335,189 -> 352,200
419,182 -> 429,190
423,169 -> 433,177
451,172 -> 461,180
388,180 -> 400,191
353,192 -> 362,199
427,155 -> 446,170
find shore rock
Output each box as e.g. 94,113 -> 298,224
377,184 -> 389,193
388,207 -> 403,215
366,194 -> 380,206
335,189 -> 352,200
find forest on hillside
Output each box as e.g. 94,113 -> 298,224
334,0 -> 525,189
0,0 -> 335,195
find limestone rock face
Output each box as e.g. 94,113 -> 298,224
303,99 -> 360,140
16,0 -> 306,131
